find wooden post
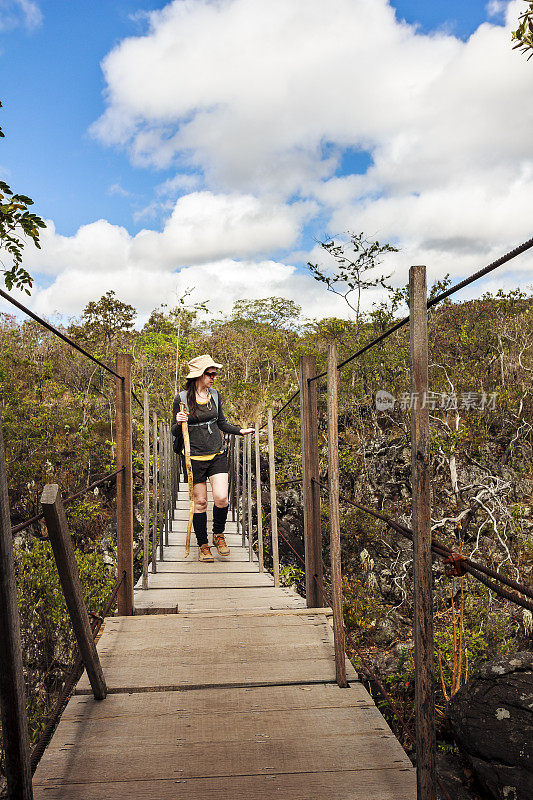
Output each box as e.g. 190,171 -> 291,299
142,391 -> 150,590
41,484 -> 107,701
241,434 -> 247,548
116,353 -> 134,617
299,355 -> 323,607
0,415 -> 34,800
229,435 -> 236,522
158,422 -> 164,561
254,424 -> 264,572
247,433 -> 253,562
267,410 -> 280,587
410,264 -> 436,800
152,412 -> 157,573
164,425 -> 169,546
327,343 -> 347,688
235,435 -> 241,539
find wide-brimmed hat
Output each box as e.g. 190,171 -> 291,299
185,354 -> 222,379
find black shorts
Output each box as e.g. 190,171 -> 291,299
191,452 -> 229,484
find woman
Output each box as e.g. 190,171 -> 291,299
172,354 -> 253,562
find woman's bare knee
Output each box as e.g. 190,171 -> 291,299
194,497 -> 208,512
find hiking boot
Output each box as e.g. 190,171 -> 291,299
213,534 -> 230,556
198,544 -> 214,562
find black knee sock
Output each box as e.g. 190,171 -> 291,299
213,504 -> 229,537
193,512 -> 208,546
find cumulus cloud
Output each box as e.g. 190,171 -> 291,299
13,0 -> 531,323
86,0 -> 533,290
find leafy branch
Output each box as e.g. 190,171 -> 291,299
307,231 -> 398,328
0,101 -> 46,293
512,1 -> 533,59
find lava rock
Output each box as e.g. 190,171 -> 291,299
447,651 -> 533,800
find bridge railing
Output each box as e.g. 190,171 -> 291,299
256,239 -> 533,800
0,291 -> 178,799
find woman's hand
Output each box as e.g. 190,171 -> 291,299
176,411 -> 189,424
240,428 -> 254,435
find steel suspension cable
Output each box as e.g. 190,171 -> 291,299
0,288 -> 123,380
310,235 -> 533,381
12,467 -> 124,534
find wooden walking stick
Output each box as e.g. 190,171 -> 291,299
181,402 -> 194,557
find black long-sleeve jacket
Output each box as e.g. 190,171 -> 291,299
171,392 -> 241,456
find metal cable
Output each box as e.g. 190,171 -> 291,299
0,288 -> 123,380
312,478 -> 533,612
12,467 -> 124,534
309,235 -> 533,382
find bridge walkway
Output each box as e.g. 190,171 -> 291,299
32,488 -> 416,799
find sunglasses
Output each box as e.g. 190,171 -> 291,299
204,371 -> 217,378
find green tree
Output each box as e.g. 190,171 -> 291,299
0,102 -> 46,293
71,290 -> 136,352
231,296 -> 301,329
512,1 -> 533,58
307,232 -> 398,329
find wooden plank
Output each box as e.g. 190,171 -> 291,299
154,560 -> 260,573
75,613 -> 356,693
132,587 -> 306,614
47,705 -> 396,749
34,726 -> 410,784
40,484 -> 106,701
266,409 -> 280,586
76,658 -> 354,694
61,682 -> 374,721
134,572 -> 274,590
409,264 -> 436,800
33,767 -> 416,800
326,342 -> 347,688
116,353 -> 134,616
299,355 -> 324,607
0,412 -> 34,800
161,545 -> 255,563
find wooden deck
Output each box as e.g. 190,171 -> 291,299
33,489 -> 416,799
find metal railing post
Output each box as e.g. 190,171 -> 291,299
142,391 -> 150,590
235,435 -> 241,540
116,353 -> 134,616
158,422 -> 164,561
327,343 -> 347,687
0,414 -> 34,800
299,355 -> 323,607
247,433 -> 253,562
267,410 -> 280,586
152,412 -> 158,573
241,433 -> 247,548
254,424 -> 264,572
410,264 -> 436,800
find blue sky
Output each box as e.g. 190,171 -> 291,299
1,0 -> 504,236
1,0 -> 530,321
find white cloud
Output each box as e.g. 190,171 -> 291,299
0,0 -> 42,31
12,0 -> 532,324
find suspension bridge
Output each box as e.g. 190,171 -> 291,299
1,238 -> 532,800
